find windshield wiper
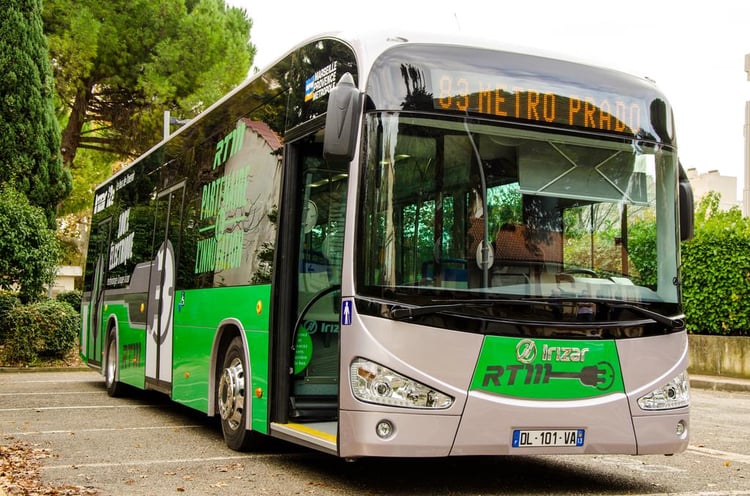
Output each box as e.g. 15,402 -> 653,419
531,297 -> 685,329
390,297 -> 684,329
608,302 -> 685,329
390,298 -> 547,320
391,302 -> 489,320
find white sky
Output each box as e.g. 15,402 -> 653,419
226,0 -> 750,196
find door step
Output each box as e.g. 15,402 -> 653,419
270,421 -> 337,455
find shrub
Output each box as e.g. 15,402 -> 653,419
56,290 -> 82,313
3,300 -> 80,364
0,187 -> 61,303
0,290 -> 20,343
681,193 -> 750,336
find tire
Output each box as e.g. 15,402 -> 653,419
104,329 -> 125,397
217,336 -> 259,451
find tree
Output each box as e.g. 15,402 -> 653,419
0,0 -> 72,225
44,0 -> 255,167
0,187 -> 61,303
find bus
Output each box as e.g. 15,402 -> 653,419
80,30 -> 694,458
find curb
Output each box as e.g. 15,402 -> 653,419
690,374 -> 750,393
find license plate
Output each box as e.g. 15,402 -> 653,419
512,429 -> 585,448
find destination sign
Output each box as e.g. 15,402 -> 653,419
431,69 -> 644,136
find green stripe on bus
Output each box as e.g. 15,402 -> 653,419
471,336 -> 624,399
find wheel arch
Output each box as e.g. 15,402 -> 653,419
208,318 -> 250,422
103,315 -> 119,379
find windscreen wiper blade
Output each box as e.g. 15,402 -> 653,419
529,297 -> 685,329
390,298 -> 684,329
391,302 -> 489,320
609,303 -> 685,329
390,298 -> 544,320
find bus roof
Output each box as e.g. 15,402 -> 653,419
97,29 -> 670,190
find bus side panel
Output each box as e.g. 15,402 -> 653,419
171,285 -> 271,432
103,298 -> 147,389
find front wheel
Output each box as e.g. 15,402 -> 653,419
217,336 -> 259,451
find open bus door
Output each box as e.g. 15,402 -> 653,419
290,137 -> 348,420
269,129 -> 348,454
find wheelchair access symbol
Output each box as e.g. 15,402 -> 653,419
341,300 -> 353,326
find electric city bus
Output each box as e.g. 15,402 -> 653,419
80,30 -> 695,458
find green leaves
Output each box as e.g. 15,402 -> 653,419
2,299 -> 79,364
0,187 -> 61,303
0,0 -> 71,225
44,0 -> 255,165
681,194 -> 750,335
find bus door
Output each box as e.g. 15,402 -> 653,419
86,217 -> 112,367
145,182 -> 185,394
288,138 -> 348,420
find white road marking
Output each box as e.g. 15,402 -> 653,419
8,425 -> 202,436
0,391 -> 102,396
0,405 -> 157,412
40,454 -> 291,470
688,445 -> 750,465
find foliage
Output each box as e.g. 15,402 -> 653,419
488,184 -> 523,233
681,192 -> 750,335
0,290 -> 20,344
0,0 -> 72,225
0,187 -> 61,303
55,290 -> 81,313
3,300 -> 79,364
626,218 -> 657,287
44,0 -> 255,166
57,145 -> 117,217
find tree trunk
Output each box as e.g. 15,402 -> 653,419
61,86 -> 91,167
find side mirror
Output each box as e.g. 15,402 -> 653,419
678,166 -> 694,241
323,73 -> 361,164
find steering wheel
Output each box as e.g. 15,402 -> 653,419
562,267 -> 598,278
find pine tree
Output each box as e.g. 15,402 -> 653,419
0,0 -> 72,226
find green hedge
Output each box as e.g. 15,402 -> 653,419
2,300 -> 80,364
681,194 -> 750,336
56,290 -> 82,313
0,290 -> 20,343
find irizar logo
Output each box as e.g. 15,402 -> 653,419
541,344 -> 589,362
515,339 -> 589,363
515,339 -> 537,363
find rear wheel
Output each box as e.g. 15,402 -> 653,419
217,336 -> 258,451
104,330 -> 125,397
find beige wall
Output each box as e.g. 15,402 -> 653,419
688,334 -> 750,379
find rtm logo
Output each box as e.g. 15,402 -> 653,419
515,339 -> 590,363
481,362 -> 615,390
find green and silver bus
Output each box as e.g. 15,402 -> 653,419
81,30 -> 694,458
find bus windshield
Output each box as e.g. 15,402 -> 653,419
358,113 -> 680,320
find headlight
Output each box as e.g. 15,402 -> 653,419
350,358 -> 453,409
637,371 -> 690,410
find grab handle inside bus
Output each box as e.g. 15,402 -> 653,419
323,72 -> 362,163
